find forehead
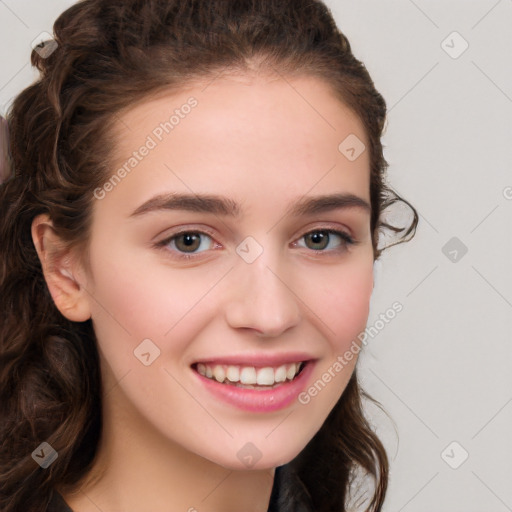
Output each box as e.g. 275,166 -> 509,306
98,74 -> 371,219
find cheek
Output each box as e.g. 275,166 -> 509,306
300,254 -> 374,351
84,242 -> 229,366
276,255 -> 374,455
86,238 -> 374,365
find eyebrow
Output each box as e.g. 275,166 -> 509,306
128,192 -> 371,218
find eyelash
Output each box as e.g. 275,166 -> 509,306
154,227 -> 357,261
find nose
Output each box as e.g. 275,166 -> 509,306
223,248 -> 301,338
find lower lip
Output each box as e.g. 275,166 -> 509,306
193,361 -> 315,412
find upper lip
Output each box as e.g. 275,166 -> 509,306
192,353 -> 315,368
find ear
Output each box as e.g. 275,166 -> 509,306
31,213 -> 91,322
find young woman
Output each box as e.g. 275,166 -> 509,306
0,1 -> 417,511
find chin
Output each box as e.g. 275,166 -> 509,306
203,441 -> 308,472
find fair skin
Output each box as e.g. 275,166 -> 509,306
32,73 -> 374,512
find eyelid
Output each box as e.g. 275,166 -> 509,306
154,225 -> 218,244
291,221 -> 355,242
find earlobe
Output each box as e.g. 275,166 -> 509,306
31,214 -> 91,322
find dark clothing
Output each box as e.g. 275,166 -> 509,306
47,491 -> 72,512
47,465 -> 313,512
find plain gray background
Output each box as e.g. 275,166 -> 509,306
1,1 -> 511,511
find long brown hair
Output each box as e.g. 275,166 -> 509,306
0,1 -> 418,510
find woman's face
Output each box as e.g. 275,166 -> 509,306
79,74 -> 374,470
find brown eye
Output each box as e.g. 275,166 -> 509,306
157,231 -> 215,258
304,231 -> 330,250
298,229 -> 355,253
174,233 -> 202,253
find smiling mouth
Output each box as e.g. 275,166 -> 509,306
192,361 -> 307,389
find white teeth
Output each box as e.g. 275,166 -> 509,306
274,365 -> 287,383
286,364 -> 297,380
196,361 -> 305,386
240,366 -> 257,385
213,365 -> 226,383
226,365 -> 240,382
256,367 -> 275,386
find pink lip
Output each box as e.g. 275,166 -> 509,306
192,359 -> 315,412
